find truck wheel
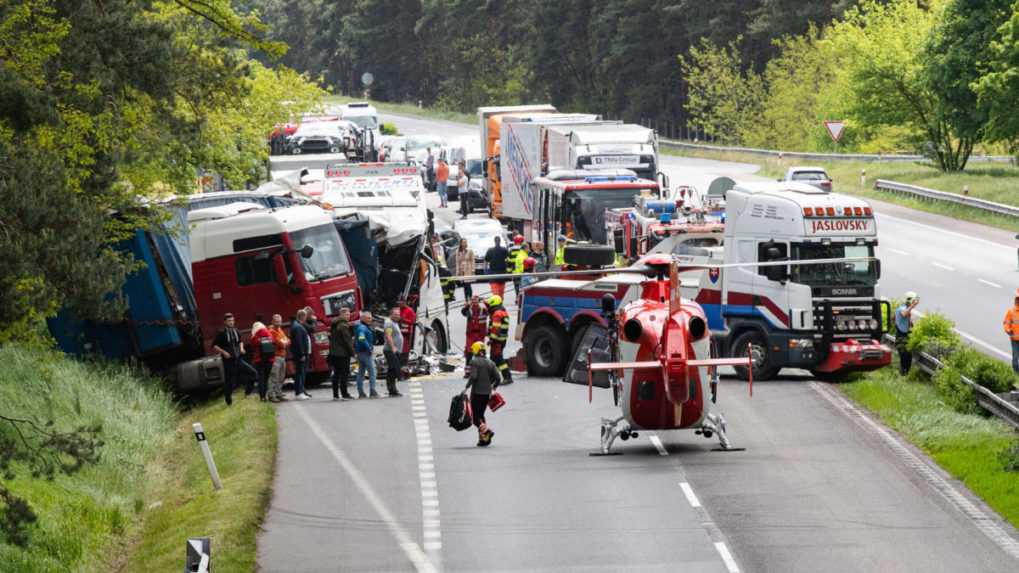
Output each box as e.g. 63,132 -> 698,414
563,244 -> 616,267
524,324 -> 568,377
426,320 -> 448,355
731,331 -> 778,381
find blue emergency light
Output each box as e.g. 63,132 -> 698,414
584,175 -> 638,184
660,213 -> 673,223
642,200 -> 676,216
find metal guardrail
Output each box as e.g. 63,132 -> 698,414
882,333 -> 1019,431
874,179 -> 1019,219
659,138 -> 1013,164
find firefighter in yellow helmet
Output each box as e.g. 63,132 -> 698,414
464,341 -> 500,447
485,294 -> 513,385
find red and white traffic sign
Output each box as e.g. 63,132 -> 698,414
824,120 -> 846,143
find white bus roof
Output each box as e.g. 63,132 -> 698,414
189,205 -> 332,262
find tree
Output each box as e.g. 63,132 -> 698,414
974,3 -> 1019,151
679,38 -> 764,144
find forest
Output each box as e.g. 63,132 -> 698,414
255,0 -> 1019,169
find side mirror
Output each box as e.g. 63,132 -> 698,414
273,254 -> 288,287
875,259 -> 882,280
300,244 -> 314,259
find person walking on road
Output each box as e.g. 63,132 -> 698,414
329,307 -> 355,400
436,157 -> 450,208
456,238 -> 475,301
485,295 -> 513,385
465,341 -> 500,447
458,160 -> 470,218
213,313 -> 256,406
462,295 -> 488,377
895,292 -> 919,375
267,314 -> 290,402
290,309 -> 313,400
354,310 -> 379,398
383,307 -> 405,397
250,321 -> 275,402
1003,289 -> 1019,373
425,148 -> 435,191
484,236 -> 509,298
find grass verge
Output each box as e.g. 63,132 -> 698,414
118,390 -> 277,572
325,94 -> 475,125
662,145 -> 1019,232
0,344 -> 278,573
841,367 -> 1019,529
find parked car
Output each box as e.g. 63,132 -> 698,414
454,218 -> 508,273
781,166 -> 833,192
286,121 -> 355,155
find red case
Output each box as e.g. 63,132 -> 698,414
488,392 -> 506,412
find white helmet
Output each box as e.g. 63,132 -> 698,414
904,291 -> 917,302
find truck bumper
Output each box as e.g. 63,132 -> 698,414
813,339 -> 891,374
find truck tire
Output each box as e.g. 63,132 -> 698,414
427,320 -> 449,355
564,244 -> 616,267
524,324 -> 568,377
731,331 -> 778,381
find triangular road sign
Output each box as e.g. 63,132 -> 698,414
824,120 -> 846,143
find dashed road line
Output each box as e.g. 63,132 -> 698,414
811,382 -> 1019,562
409,380 -> 443,567
978,278 -> 1002,289
294,405 -> 437,573
649,435 -> 668,456
887,248 -> 911,256
714,542 -> 741,573
932,261 -> 955,271
679,482 -> 702,508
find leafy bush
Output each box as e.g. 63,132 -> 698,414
380,122 -> 399,135
1001,442 -> 1019,473
933,365 -> 980,414
946,347 -> 1018,393
906,313 -> 961,357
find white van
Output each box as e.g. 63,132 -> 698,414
340,102 -> 380,131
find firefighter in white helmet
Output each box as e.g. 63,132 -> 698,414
895,291 -> 920,375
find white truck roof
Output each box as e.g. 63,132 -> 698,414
544,122 -> 654,144
189,205 -> 331,262
317,163 -> 427,247
727,182 -> 876,238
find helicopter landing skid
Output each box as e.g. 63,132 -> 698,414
590,416 -> 630,456
701,412 -> 745,452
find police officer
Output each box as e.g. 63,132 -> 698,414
895,292 -> 919,375
485,294 -> 513,385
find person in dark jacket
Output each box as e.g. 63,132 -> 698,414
212,313 -> 257,406
465,342 -> 500,447
353,311 -> 379,398
329,307 -> 355,400
484,236 -> 509,298
290,309 -> 312,400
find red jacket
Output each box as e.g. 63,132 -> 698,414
251,327 -> 274,363
464,304 -> 488,346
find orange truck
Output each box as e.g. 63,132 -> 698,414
477,105 -> 557,219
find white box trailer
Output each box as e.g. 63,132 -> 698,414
545,123 -> 658,181
498,115 -> 604,225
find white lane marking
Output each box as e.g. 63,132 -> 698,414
978,278 -> 1002,289
887,248 -> 911,256
932,261 -> 955,271
679,482 -> 702,508
649,435 -> 668,456
714,542 -> 740,573
811,382 -> 1019,561
294,405 -> 437,573
877,212 -> 1013,251
409,380 -> 442,568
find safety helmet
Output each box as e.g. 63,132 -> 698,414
486,294 -> 502,307
513,234 -> 524,245
471,341 -> 486,354
904,291 -> 917,302
524,257 -> 536,270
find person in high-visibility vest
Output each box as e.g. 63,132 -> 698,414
895,291 -> 920,375
1003,288 -> 1019,373
439,265 -> 455,311
507,235 -> 527,296
554,234 -> 567,267
485,294 -> 513,385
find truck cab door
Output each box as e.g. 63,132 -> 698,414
752,240 -> 791,330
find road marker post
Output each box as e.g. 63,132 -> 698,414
184,537 -> 211,572
860,169 -> 866,189
192,422 -> 223,490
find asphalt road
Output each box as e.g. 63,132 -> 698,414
257,112 -> 1019,572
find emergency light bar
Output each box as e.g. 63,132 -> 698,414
803,206 -> 872,217
584,175 -> 638,184
325,163 -> 419,178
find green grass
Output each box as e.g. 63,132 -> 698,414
119,390 -> 277,572
325,94 -> 475,125
0,345 -> 176,572
662,145 -> 1019,232
842,367 -> 1019,528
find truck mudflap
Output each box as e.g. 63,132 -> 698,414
813,339 -> 891,374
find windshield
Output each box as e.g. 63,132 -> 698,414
790,243 -> 876,287
467,159 -> 484,177
405,136 -> 445,151
346,115 -> 378,130
290,224 -> 352,282
565,187 -> 652,243
461,231 -> 501,255
792,171 -> 828,181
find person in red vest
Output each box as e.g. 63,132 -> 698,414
399,296 -> 417,372
462,295 -> 488,377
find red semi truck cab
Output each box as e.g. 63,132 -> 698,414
189,203 -> 361,376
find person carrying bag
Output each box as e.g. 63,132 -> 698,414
464,341 -> 502,447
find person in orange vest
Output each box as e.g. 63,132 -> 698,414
462,295 -> 488,377
485,294 -> 513,385
1003,289 -> 1019,373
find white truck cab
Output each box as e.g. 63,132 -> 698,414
693,181 -> 891,380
